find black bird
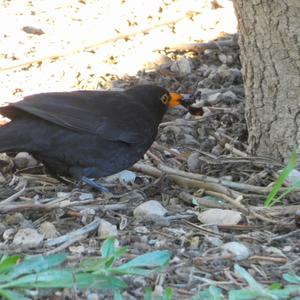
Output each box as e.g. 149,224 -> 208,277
0,85 -> 189,192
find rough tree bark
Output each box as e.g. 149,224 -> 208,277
232,0 -> 300,162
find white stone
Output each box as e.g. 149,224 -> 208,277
222,242 -> 250,260
134,200 -> 167,218
98,219 -> 118,239
198,209 -> 242,225
170,58 -> 192,75
13,228 -> 44,247
39,221 -> 58,239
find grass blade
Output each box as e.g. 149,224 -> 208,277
264,148 -> 297,207
0,289 -> 30,300
113,250 -> 170,275
4,253 -> 67,280
0,256 -> 20,274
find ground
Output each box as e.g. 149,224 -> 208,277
0,1 -> 299,299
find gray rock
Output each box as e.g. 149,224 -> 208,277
170,58 -> 192,75
211,144 -> 223,156
134,226 -> 150,234
134,200 -> 167,219
226,55 -> 234,65
120,190 -> 145,202
205,236 -> 223,247
98,219 -> 118,239
79,193 -> 94,201
3,228 -> 15,241
222,242 -> 250,260
39,221 -> 58,239
187,152 -> 201,172
218,53 -> 227,64
221,90 -> 238,104
118,170 -> 136,184
14,152 -> 38,169
207,92 -> 222,104
13,228 -> 44,247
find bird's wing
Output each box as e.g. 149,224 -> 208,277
5,91 -> 154,144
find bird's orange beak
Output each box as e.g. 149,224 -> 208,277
168,93 -> 183,108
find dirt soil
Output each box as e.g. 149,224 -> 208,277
0,1 -> 299,299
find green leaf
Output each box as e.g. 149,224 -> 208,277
189,286 -> 223,300
265,148 -> 297,207
234,264 -> 263,291
113,250 -> 170,276
101,237 -> 117,258
78,258 -> 106,273
114,289 -> 123,300
0,269 -> 126,290
0,256 -> 20,274
268,282 -> 283,290
163,287 -> 173,300
3,253 -> 67,280
0,289 -> 30,300
144,288 -> 153,300
283,273 -> 300,283
229,290 -> 266,300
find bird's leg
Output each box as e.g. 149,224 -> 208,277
81,176 -> 109,193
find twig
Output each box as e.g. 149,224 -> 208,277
224,143 -> 248,157
249,255 -> 288,264
46,234 -> 87,255
132,162 -> 241,198
205,190 -> 277,224
0,184 -> 26,204
46,217 -> 101,247
158,163 -> 271,194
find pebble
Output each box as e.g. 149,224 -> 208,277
98,219 -> 118,239
5,213 -> 25,225
79,193 -> 94,201
118,170 -> 136,184
286,169 -> 300,186
221,90 -> 238,104
218,53 -> 227,64
211,144 -> 223,156
134,226 -> 150,234
120,190 -> 145,202
198,209 -> 242,225
14,152 -> 38,169
3,228 -> 15,241
170,58 -> 192,75
38,221 -> 58,239
205,236 -> 223,247
134,200 -> 167,219
187,152 -> 201,173
207,92 -> 222,104
222,242 -> 250,260
69,245 -> 85,255
13,228 -> 44,247
181,134 -> 199,146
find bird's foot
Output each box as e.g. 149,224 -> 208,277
81,176 -> 109,193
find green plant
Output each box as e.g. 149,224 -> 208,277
264,148 -> 300,207
0,237 -> 171,300
228,264 -> 300,300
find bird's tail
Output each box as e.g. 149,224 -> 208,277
0,121 -> 28,153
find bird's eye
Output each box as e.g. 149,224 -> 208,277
160,94 -> 169,105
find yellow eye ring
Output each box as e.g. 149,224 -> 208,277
160,94 -> 169,105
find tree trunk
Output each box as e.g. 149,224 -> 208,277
232,0 -> 300,162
